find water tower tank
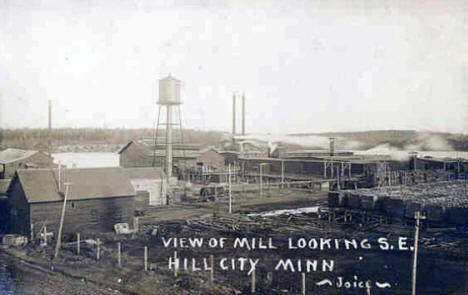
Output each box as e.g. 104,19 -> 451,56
158,76 -> 181,105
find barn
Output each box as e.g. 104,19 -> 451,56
7,167 -> 136,236
0,148 -> 55,179
118,140 -> 200,169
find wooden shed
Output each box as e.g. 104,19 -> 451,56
0,148 -> 55,179
7,167 -> 136,235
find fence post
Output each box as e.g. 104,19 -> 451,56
43,226 -> 48,246
117,242 -> 121,267
30,223 -> 34,244
210,255 -> 214,283
133,217 -> 139,232
251,268 -> 256,293
96,238 -> 100,260
144,246 -> 148,271
174,251 -> 178,277
76,233 -> 80,255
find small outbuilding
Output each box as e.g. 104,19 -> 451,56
123,167 -> 167,209
7,167 -> 136,236
196,148 -> 226,170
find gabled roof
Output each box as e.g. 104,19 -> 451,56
0,148 -> 42,164
123,167 -> 166,180
117,141 -> 136,154
198,146 -> 220,154
418,156 -> 461,163
118,140 -> 202,158
13,167 -> 135,203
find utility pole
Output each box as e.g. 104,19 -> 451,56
259,163 -> 268,197
336,165 -> 340,191
410,152 -> 418,172
228,164 -> 232,214
54,182 -> 72,259
281,160 -> 285,188
412,211 -> 426,295
48,100 -> 52,157
260,164 -> 263,197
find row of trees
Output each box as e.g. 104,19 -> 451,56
0,128 -> 226,151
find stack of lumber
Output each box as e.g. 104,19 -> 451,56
328,180 -> 468,224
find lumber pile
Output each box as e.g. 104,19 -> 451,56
328,180 -> 468,225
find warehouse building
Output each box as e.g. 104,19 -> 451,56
7,167 -> 135,235
413,156 -> 468,172
118,140 -> 200,169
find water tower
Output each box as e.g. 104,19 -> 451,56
153,75 -> 184,178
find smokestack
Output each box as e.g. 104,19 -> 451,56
242,93 -> 245,136
329,137 -> 336,156
232,93 -> 236,136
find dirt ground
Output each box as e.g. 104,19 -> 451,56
2,189 -> 468,295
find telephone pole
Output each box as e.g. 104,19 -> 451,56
412,211 -> 426,295
48,100 -> 52,156
54,182 -> 72,259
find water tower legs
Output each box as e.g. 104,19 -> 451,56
166,105 -> 173,178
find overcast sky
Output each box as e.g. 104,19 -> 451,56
1,0 -> 467,134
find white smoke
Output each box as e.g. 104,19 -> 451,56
404,132 -> 453,151
267,139 -> 278,155
359,143 -> 412,161
357,132 -> 454,161
234,133 -> 363,151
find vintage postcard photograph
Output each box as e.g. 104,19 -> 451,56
1,0 -> 468,294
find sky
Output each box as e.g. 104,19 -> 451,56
0,0 -> 467,134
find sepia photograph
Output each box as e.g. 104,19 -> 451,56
1,0 -> 468,294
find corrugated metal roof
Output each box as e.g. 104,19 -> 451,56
0,148 -> 40,164
16,167 -> 135,203
123,167 -> 166,180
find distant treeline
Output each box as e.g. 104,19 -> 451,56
2,128 -> 468,152
0,128 -> 227,151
